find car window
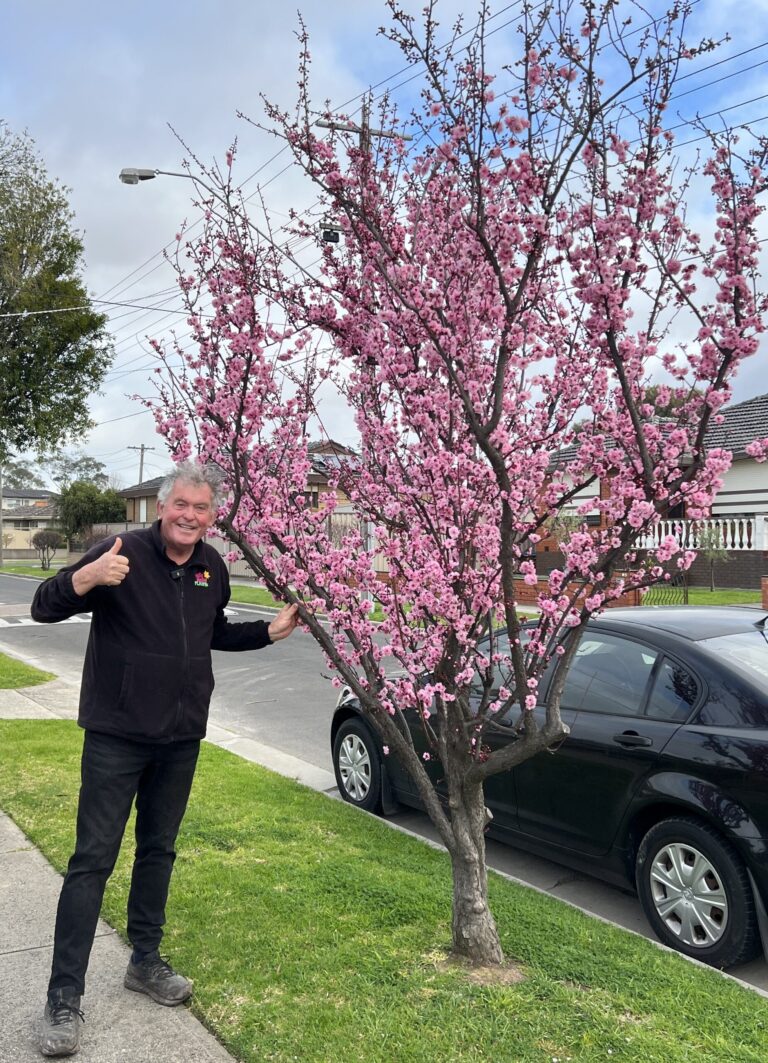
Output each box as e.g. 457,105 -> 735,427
560,633 -> 657,716
701,631 -> 768,697
471,629 -> 526,696
644,657 -> 698,722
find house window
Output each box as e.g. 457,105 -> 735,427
139,498 -> 147,522
304,489 -> 320,509
12,519 -> 39,529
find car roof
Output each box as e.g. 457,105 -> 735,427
590,606 -> 768,642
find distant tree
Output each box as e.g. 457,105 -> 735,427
643,384 -> 705,419
31,528 -> 63,570
696,524 -> 730,592
0,123 -> 112,454
0,456 -> 47,491
55,482 -> 125,543
46,449 -> 109,490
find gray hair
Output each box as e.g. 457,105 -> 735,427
157,461 -> 224,510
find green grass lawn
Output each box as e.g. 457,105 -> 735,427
227,584 -> 283,608
686,588 -> 762,606
1,720 -> 766,1063
0,651 -> 54,688
0,563 -> 61,578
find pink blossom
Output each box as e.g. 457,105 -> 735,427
746,439 -> 768,463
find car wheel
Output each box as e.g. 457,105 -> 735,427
636,817 -> 761,968
333,717 -> 383,813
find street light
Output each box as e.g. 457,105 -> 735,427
119,167 -> 192,185
118,164 -> 322,287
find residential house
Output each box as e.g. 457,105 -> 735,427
119,475 -> 165,524
539,393 -> 768,587
114,444 -> 361,577
1,488 -> 56,510
305,440 -> 357,509
0,501 -> 60,556
657,392 -> 768,587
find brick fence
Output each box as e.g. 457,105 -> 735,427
513,577 -> 641,608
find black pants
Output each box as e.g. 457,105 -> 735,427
48,730 -> 200,995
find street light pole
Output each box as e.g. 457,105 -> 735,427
118,167 -> 194,185
118,164 -> 326,291
118,167 -> 229,210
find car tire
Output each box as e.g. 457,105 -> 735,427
636,817 -> 761,968
333,717 -> 383,813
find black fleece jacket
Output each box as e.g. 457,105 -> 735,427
31,522 -> 272,742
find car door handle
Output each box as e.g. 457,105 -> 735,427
613,732 -> 653,748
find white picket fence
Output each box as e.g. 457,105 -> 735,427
638,515 -> 768,552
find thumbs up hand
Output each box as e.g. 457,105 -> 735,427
96,537 -> 130,587
72,537 -> 130,596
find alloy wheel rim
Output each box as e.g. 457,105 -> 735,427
649,841 -> 728,948
338,734 -> 372,801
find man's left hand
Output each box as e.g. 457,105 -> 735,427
268,603 -> 299,642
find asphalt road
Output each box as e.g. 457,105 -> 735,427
1,573 -> 767,994
0,573 -> 336,769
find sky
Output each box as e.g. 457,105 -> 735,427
2,0 -> 768,488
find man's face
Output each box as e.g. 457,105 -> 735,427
157,481 -> 215,558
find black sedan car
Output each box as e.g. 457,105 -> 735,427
331,607 -> 768,968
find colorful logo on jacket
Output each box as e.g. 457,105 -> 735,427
194,569 -> 211,588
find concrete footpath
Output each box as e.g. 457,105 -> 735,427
0,675 -> 335,1063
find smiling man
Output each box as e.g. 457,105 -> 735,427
30,461 -> 298,1057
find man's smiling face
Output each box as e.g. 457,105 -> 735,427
157,480 -> 215,562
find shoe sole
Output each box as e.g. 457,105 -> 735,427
123,973 -> 192,1006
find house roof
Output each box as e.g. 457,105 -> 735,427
552,393 -> 768,468
703,393 -> 768,457
1,502 -> 58,519
307,439 -> 358,456
1,488 -> 55,501
119,475 -> 165,498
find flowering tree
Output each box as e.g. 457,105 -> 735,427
148,1 -> 767,966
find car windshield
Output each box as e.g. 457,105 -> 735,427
701,629 -> 768,697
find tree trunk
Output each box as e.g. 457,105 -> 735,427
447,784 -> 504,965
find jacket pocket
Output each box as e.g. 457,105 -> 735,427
104,652 -> 185,739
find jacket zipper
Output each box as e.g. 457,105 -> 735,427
175,571 -> 189,735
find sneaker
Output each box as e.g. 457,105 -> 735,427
39,988 -> 84,1057
123,952 -> 192,1006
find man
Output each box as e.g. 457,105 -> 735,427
31,461 -> 298,1057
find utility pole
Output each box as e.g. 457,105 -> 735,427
315,95 -> 412,153
127,445 -> 155,484
314,99 -> 408,605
